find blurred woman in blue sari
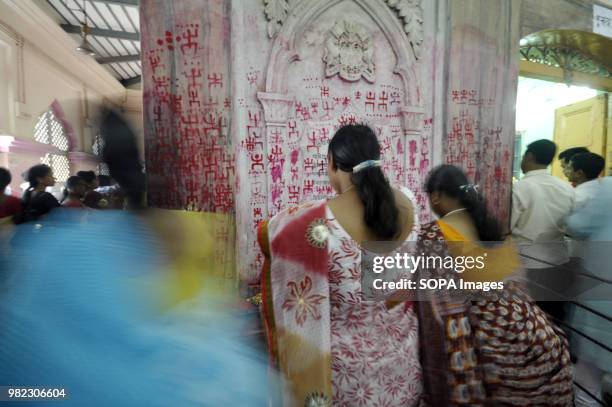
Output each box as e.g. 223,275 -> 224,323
0,110 -> 275,406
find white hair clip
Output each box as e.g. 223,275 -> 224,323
352,160 -> 381,173
459,184 -> 479,194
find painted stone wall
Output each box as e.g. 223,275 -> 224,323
231,0 -> 443,282
444,0 -> 521,227
141,0 -> 233,212
140,0 -> 236,288
140,0 -> 521,284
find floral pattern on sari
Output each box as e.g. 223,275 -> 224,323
325,198 -> 423,407
282,276 -> 326,326
260,190 -> 424,407
260,201 -> 333,405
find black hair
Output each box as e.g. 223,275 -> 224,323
328,124 -> 399,239
99,109 -> 145,209
426,164 -> 503,242
23,164 -> 52,203
97,175 -> 112,187
77,171 -> 96,184
558,147 -> 589,163
571,152 -> 605,180
61,175 -> 86,203
0,167 -> 11,190
526,139 -> 557,166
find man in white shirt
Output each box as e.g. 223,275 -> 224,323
567,152 -> 605,209
511,139 -> 575,321
564,152 -> 605,263
558,146 -> 589,184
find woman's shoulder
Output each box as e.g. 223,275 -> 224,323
274,200 -> 325,218
43,192 -> 60,204
32,191 -> 59,205
268,200 -> 326,229
394,185 -> 416,201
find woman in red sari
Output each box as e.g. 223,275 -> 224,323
416,165 -> 574,406
258,125 -> 422,406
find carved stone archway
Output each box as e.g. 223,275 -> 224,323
256,0 -> 426,216
258,0 -> 425,138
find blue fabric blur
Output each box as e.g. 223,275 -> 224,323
0,209 -> 276,406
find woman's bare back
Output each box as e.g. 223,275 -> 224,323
327,188 -> 414,246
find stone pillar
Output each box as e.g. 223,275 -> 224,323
443,0 -> 521,226
140,0 -> 232,212
257,91 -> 294,216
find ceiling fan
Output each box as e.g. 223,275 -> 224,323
75,0 -> 95,56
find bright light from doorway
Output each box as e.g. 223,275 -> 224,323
515,77 -> 597,156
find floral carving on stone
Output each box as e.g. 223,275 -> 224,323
323,20 -> 375,83
264,0 -> 290,38
264,0 -> 300,38
385,0 -> 424,59
262,0 -> 424,61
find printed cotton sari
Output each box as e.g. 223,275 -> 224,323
258,194 -> 422,407
417,220 -> 574,406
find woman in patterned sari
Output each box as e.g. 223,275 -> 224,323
258,124 -> 422,406
416,165 -> 574,406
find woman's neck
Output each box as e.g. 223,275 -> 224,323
440,208 -> 480,241
331,186 -> 358,204
442,206 -> 466,218
34,185 -> 46,192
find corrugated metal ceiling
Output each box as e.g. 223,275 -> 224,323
45,0 -> 141,86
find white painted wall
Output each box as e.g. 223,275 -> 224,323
0,0 -> 144,195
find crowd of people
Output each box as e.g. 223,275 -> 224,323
256,127 -> 612,406
510,139 -> 611,406
512,141 -> 606,316
1,119 -> 611,406
0,110 -> 276,406
0,165 -> 124,225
